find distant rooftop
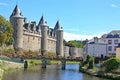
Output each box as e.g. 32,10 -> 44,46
102,30 -> 120,38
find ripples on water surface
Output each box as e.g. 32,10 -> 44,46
2,64 -> 108,80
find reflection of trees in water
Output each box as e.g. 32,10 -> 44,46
2,65 -> 107,80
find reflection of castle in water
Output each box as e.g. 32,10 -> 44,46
10,5 -> 83,58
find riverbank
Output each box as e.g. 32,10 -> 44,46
0,69 -> 4,80
2,59 -> 120,80
28,59 -> 80,67
0,59 -> 80,79
79,66 -> 120,80
0,60 -> 23,80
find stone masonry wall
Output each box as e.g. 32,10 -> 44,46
23,32 -> 41,52
64,46 -> 70,58
47,38 -> 56,53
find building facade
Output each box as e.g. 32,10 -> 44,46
84,30 -> 120,58
84,37 -> 107,58
10,5 -> 63,56
116,44 -> 120,59
101,30 -> 120,56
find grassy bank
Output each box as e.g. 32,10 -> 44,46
79,66 -> 120,80
97,71 -> 120,80
0,60 -> 23,71
0,69 -> 4,80
28,59 -> 80,67
0,60 -> 23,80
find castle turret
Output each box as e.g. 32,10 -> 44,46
10,5 -> 24,53
38,16 -> 48,55
54,20 -> 64,56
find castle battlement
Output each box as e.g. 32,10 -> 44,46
23,31 -> 41,37
10,4 -> 64,56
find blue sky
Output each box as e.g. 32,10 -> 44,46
1,0 -> 120,41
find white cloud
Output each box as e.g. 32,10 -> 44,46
111,4 -> 118,8
64,32 -> 104,41
0,2 -> 8,6
64,32 -> 93,41
65,28 -> 80,32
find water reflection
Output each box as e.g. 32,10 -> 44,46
2,65 -> 108,80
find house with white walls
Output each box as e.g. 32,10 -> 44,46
84,37 -> 107,58
101,30 -> 120,57
84,30 -> 120,59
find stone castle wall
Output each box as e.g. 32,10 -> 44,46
64,46 -> 70,58
64,46 -> 83,58
47,38 -> 56,53
22,31 -> 57,53
10,5 -> 64,56
23,32 -> 41,52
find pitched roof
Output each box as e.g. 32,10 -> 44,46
54,20 -> 62,30
11,4 -> 22,17
38,16 -> 47,26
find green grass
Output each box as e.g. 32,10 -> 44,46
28,59 -> 80,67
66,61 -> 80,64
0,68 -> 4,80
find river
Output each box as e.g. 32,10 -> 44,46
2,64 -> 108,80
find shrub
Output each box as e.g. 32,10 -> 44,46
104,58 -> 120,72
85,55 -> 94,69
88,56 -> 94,69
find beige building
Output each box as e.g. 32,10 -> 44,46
116,44 -> 120,58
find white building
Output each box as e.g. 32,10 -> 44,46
84,37 -> 107,58
84,30 -> 120,58
101,30 -> 120,56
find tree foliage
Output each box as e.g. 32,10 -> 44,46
104,58 -> 120,72
64,40 -> 85,48
0,15 -> 14,46
7,37 -> 14,45
86,55 -> 94,69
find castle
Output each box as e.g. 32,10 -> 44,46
10,5 -> 64,56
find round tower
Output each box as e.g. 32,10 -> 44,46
38,16 -> 48,55
10,5 -> 24,53
54,20 -> 64,57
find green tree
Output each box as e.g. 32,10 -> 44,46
104,58 -> 120,72
7,37 -> 14,45
0,15 -> 13,46
64,40 -> 84,48
86,55 -> 94,69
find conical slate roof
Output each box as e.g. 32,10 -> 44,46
11,4 -> 22,17
54,20 -> 61,30
38,16 -> 47,26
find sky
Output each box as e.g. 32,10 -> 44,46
1,0 -> 120,41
